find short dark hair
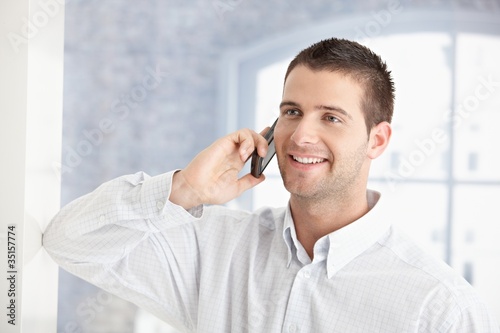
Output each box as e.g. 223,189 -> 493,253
285,38 -> 395,133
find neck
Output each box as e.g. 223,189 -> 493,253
289,187 -> 369,259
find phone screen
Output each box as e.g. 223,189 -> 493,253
250,119 -> 278,178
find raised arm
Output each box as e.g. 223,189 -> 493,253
42,127 -> 270,330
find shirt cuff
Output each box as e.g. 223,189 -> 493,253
141,170 -> 204,231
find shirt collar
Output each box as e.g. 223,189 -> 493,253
282,190 -> 391,278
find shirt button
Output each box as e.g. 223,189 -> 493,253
303,270 -> 311,279
289,323 -> 297,333
156,200 -> 164,211
99,215 -> 106,223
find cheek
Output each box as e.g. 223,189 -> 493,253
273,135 -> 287,160
272,124 -> 289,152
325,137 -> 366,160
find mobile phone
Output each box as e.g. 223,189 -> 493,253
251,118 -> 278,178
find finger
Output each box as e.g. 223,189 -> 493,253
232,129 -> 252,157
255,126 -> 272,157
259,127 -> 270,136
232,129 -> 266,162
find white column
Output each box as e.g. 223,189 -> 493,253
0,0 -> 65,332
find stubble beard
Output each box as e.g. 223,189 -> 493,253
278,142 -> 368,205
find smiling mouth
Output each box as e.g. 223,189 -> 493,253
292,155 -> 325,164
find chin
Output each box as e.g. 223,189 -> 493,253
283,178 -> 318,199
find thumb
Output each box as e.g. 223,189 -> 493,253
237,173 -> 266,195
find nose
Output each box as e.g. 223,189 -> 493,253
290,117 -> 320,146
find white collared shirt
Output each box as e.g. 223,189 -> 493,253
43,171 -> 499,332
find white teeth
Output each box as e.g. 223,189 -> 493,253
293,156 -> 325,164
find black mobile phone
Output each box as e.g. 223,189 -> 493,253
250,118 -> 278,178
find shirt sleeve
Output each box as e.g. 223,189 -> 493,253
417,281 -> 500,333
43,170 -> 203,332
444,302 -> 500,333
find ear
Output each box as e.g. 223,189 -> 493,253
367,121 -> 392,160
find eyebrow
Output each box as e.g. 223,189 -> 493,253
279,100 -> 353,120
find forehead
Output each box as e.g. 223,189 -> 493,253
282,65 -> 365,117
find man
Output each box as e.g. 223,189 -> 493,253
44,38 -> 499,332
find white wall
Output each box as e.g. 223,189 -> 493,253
0,0 -> 65,332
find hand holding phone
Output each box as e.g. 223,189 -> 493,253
251,118 -> 278,178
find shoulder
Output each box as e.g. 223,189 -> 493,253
378,227 -> 473,296
196,205 -> 288,260
201,204 -> 287,230
378,227 -> 499,331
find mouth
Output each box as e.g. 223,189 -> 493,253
291,155 -> 326,165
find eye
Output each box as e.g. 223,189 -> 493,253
325,115 -> 341,123
284,109 -> 301,117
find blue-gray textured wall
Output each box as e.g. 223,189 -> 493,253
61,0 -> 481,202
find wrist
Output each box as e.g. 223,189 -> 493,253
169,170 -> 203,210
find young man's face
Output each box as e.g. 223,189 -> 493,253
274,65 -> 372,201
